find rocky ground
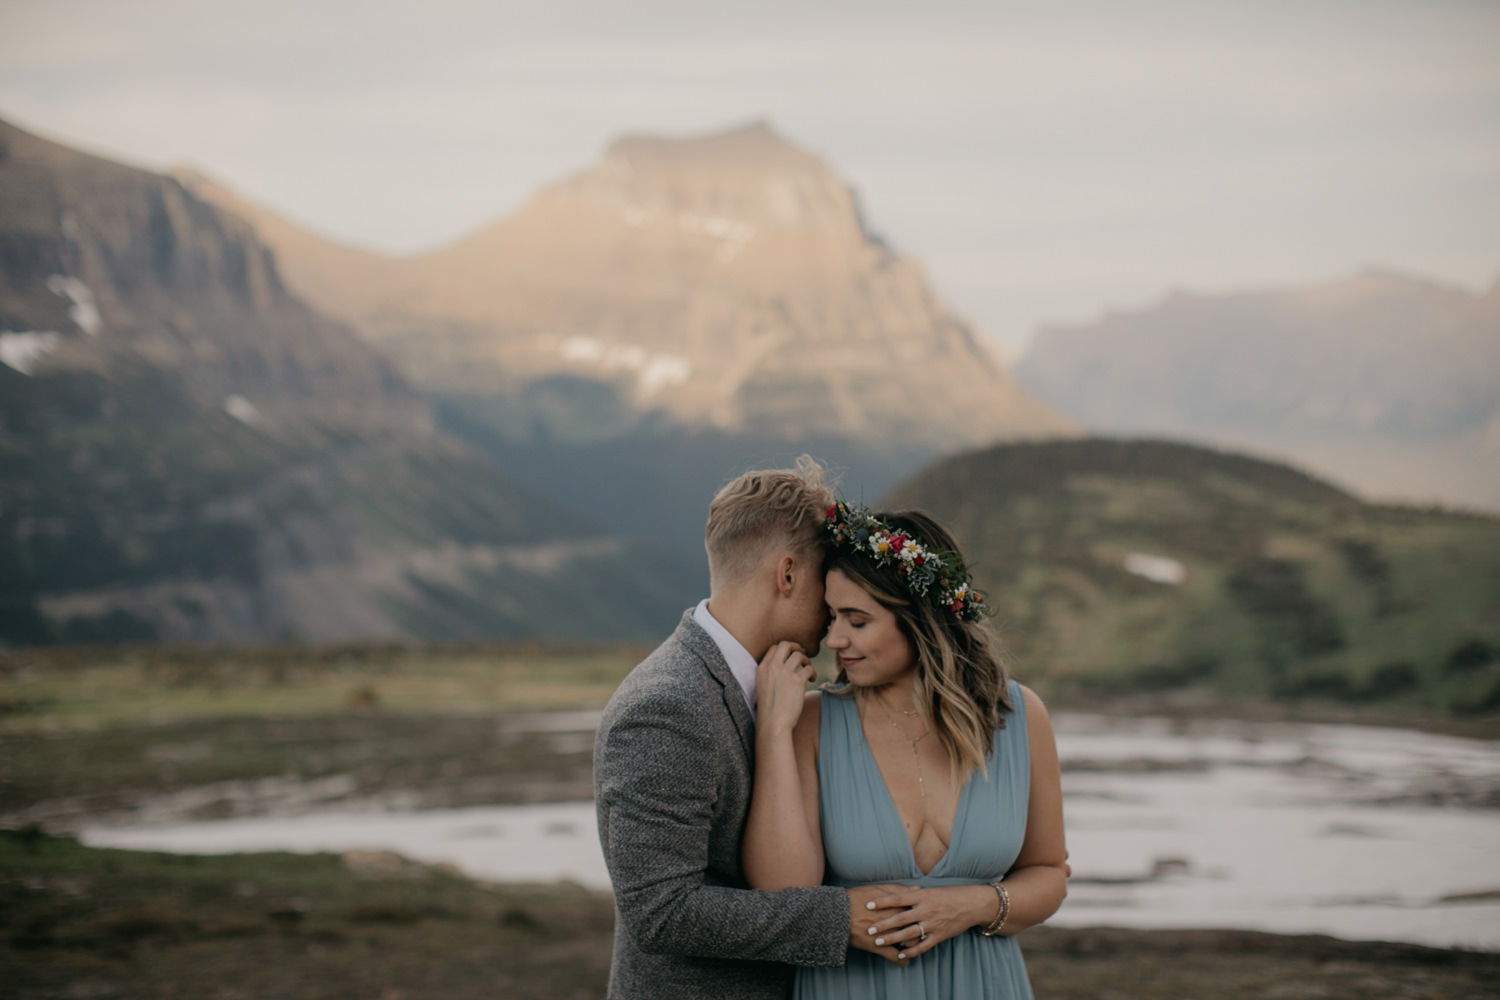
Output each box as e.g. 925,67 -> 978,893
4,644 -> 1498,998
5,831 -> 1497,1000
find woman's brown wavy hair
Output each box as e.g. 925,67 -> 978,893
826,509 -> 1013,781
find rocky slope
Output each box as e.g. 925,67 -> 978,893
881,439 -> 1500,711
168,167 -> 403,328
183,122 -> 1076,451
1015,270 -> 1500,512
0,117 -> 697,644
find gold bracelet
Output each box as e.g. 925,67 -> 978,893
981,881 -> 1010,936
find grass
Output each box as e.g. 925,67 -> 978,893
886,439 -> 1500,713
4,830 -> 1496,1000
0,643 -> 640,824
1,829 -> 615,1000
3,638 -> 1499,996
4,642 -> 1495,831
1,711 -> 602,825
0,643 -> 650,734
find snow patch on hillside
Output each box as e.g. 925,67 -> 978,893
1124,553 -> 1188,585
638,355 -> 692,395
46,275 -> 102,335
0,331 -> 61,375
223,395 -> 261,425
557,336 -> 692,398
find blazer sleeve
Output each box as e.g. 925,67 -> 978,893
597,690 -> 850,967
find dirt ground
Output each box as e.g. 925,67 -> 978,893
5,646 -> 1497,998
5,831 -> 1497,1000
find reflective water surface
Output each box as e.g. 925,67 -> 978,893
82,713 -> 1500,950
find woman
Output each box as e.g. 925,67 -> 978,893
744,504 -> 1069,999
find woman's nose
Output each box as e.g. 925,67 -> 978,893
825,626 -> 848,649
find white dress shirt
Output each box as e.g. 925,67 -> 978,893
693,598 -> 758,719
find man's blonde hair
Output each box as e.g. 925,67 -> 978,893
705,455 -> 836,591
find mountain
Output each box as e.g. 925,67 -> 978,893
183,122 -> 1076,449
1014,269 -> 1500,512
881,439 -> 1500,712
0,116 -> 698,644
168,167 -> 404,326
180,122 -> 1076,557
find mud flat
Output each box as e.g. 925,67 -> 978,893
70,711 -> 1500,952
1,711 -> 600,830
6,648 -> 1499,996
4,831 -> 1497,1000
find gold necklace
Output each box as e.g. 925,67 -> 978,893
876,696 -> 930,801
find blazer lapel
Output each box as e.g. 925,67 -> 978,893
677,612 -> 757,762
720,674 -> 757,764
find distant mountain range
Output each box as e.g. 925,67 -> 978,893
0,117 -> 698,644
7,110 -> 1496,666
179,122 -> 1078,555
1016,270 -> 1500,512
179,122 -> 1075,449
883,439 -> 1500,712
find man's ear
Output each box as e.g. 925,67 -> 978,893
776,553 -> 798,598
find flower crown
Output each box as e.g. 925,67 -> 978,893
823,502 -> 989,623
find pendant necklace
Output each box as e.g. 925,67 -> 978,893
878,696 -> 930,802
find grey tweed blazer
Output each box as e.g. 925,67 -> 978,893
594,609 -> 850,1000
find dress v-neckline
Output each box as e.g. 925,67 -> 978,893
854,698 -> 972,877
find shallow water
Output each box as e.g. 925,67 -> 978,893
81,713 -> 1500,951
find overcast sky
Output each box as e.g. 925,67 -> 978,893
2,0 -> 1497,353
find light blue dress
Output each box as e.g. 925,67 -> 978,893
794,681 -> 1034,1000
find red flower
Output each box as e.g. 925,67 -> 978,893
891,534 -> 907,552
825,505 -> 837,520
913,555 -> 924,566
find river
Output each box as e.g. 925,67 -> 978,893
80,712 -> 1500,951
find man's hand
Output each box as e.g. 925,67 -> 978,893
846,884 -> 912,965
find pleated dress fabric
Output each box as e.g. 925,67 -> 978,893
794,681 -> 1034,1000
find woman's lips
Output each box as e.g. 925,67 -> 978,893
838,656 -> 863,669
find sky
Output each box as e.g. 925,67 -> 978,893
2,0 -> 1497,354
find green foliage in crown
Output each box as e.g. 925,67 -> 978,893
823,502 -> 989,623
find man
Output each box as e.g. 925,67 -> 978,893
594,457 -> 900,999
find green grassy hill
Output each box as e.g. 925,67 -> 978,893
881,439 -> 1500,713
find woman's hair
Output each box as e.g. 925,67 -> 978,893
705,455 -> 835,592
826,509 -> 1012,780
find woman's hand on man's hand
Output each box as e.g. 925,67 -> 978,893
755,640 -> 816,735
859,884 -> 996,960
846,884 -> 911,965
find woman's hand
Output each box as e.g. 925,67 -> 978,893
756,640 -> 816,735
743,646 -> 825,890
859,884 -> 995,960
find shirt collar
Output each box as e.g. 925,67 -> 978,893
692,598 -> 757,719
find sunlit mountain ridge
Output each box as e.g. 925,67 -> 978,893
180,121 -> 1077,451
